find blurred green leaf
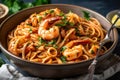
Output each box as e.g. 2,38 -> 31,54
1,0 -> 51,14
22,2 -> 34,9
10,1 -> 21,13
0,57 -> 5,67
33,0 -> 43,6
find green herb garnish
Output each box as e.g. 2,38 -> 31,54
48,39 -> 56,45
60,56 -> 67,63
37,15 -> 42,22
29,28 -> 32,33
91,50 -> 94,54
38,37 -> 46,44
82,11 -> 90,20
1,0 -> 51,14
56,21 -> 68,27
53,44 -> 58,49
59,12 -> 64,16
49,9 -> 54,13
60,46 -> 67,52
44,12 -> 48,16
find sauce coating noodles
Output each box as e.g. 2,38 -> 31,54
8,8 -> 107,64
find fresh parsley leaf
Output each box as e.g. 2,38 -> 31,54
49,9 -> 54,13
10,1 -> 21,14
37,15 -> 42,22
48,39 -> 56,45
60,46 -> 67,52
59,12 -> 64,16
82,11 -> 90,20
53,44 -> 58,49
38,37 -> 46,44
60,56 -> 66,63
91,50 -> 94,54
62,15 -> 67,20
2,0 -> 51,14
56,16 -> 68,27
29,28 -> 32,33
44,12 -> 48,16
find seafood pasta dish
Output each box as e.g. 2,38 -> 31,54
8,8 -> 107,64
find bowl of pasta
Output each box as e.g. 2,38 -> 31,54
0,4 -> 118,78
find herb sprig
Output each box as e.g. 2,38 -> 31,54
60,56 -> 67,63
82,11 -> 90,20
1,0 -> 51,14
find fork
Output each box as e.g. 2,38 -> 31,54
88,11 -> 120,80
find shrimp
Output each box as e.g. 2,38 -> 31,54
62,39 -> 92,61
38,17 -> 62,40
65,39 -> 92,48
63,45 -> 83,61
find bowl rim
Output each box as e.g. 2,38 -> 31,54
0,4 -> 118,66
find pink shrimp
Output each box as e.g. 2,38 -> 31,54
38,17 -> 62,40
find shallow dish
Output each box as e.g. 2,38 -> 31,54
0,4 -> 118,78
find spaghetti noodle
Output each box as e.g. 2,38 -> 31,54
8,8 -> 107,64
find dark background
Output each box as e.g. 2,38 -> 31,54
51,0 -> 120,16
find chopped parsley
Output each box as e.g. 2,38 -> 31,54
82,11 -> 90,20
44,12 -> 48,16
53,44 -> 58,49
48,39 -> 56,45
55,15 -> 68,27
91,50 -> 94,54
1,0 -> 50,14
29,28 -> 32,33
38,37 -> 46,44
59,12 -> 64,16
60,46 -> 67,52
60,56 -> 67,63
37,15 -> 42,22
49,9 -> 54,13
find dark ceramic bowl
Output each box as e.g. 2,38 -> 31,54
0,4 -> 118,78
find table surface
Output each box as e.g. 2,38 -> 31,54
0,0 -> 120,80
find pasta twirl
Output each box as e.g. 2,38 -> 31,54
8,8 -> 107,64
